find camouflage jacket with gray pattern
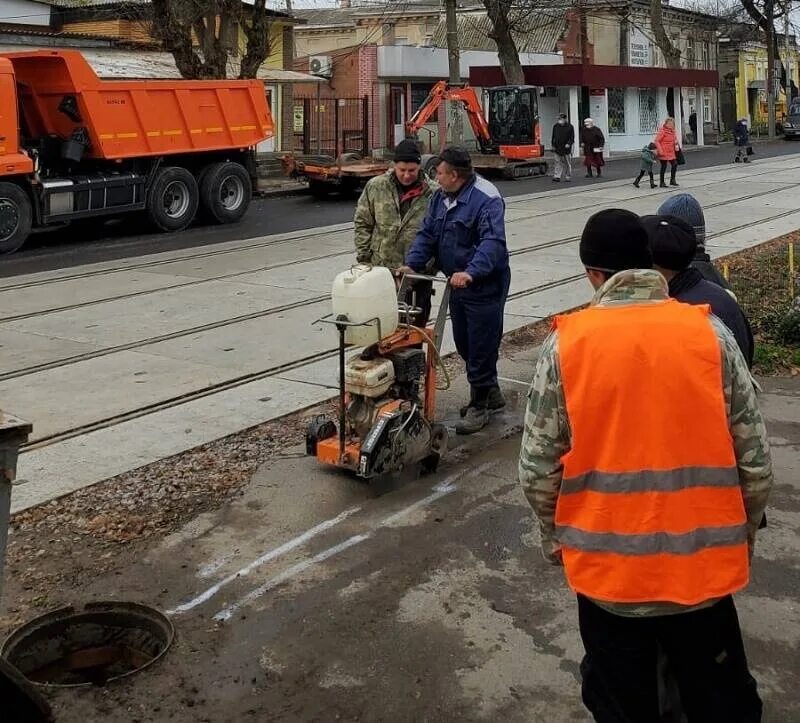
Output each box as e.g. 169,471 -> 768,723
518,269 -> 774,617
353,171 -> 436,269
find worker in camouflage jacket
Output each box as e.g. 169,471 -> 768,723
519,209 -> 772,723
354,139 -> 437,326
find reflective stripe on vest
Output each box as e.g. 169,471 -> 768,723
554,300 -> 749,606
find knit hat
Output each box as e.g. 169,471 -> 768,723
394,139 -> 422,164
579,209 -> 652,273
438,145 -> 472,170
558,113 -> 567,119
657,193 -> 706,247
640,214 -> 697,271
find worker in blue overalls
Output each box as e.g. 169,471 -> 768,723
399,146 -> 511,435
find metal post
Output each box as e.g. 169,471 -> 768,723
303,98 -> 311,155
445,0 -> 463,145
362,95 -> 370,156
0,412 -> 32,601
334,99 -> 341,157
767,0 -> 777,139
337,324 -> 346,459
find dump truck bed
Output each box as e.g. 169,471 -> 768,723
3,50 -> 273,161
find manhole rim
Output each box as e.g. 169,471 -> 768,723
0,600 -> 175,688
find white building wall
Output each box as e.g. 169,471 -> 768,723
0,0 -> 50,26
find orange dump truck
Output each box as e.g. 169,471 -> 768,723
0,49 -> 273,253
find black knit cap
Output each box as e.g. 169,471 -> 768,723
394,139 -> 422,164
640,214 -> 697,271
437,145 -> 472,170
579,209 -> 652,273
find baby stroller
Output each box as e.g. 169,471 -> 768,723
733,119 -> 752,163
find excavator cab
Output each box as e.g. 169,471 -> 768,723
486,86 -> 539,149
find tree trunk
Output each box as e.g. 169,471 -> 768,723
650,0 -> 682,69
484,0 -> 525,85
239,0 -> 272,79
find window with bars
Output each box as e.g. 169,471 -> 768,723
639,88 -> 659,134
686,38 -> 695,69
608,88 -> 626,134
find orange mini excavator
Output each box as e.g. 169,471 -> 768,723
405,81 -> 547,179
306,273 -> 450,481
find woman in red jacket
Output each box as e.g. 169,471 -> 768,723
654,117 -> 680,188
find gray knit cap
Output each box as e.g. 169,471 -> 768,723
657,193 -> 706,248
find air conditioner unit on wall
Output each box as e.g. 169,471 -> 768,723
309,56 -> 333,77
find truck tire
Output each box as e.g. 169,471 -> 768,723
147,166 -> 199,232
0,183 -> 32,255
199,161 -> 252,224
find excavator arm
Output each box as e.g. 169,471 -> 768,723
405,81 -> 494,152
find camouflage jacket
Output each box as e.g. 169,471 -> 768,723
353,171 -> 436,269
518,270 -> 774,617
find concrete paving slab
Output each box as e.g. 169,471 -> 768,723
0,270 -> 203,320
0,351 -> 232,440
0,328 -> 100,371
140,299 -> 332,372
1,279 -> 315,350
12,376 -> 336,513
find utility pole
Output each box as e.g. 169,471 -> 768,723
445,0 -> 463,145
767,0 -> 776,139
785,0 -> 792,102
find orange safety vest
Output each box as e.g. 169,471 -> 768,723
554,299 -> 749,606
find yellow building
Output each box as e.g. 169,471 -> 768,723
719,26 -> 799,131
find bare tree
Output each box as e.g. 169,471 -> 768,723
649,0 -> 682,68
148,0 -> 273,80
483,0 -> 525,85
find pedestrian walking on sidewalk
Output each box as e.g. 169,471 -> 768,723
655,117 -> 681,187
354,139 -> 437,326
401,146 -> 510,435
580,119 -> 605,178
551,113 -> 575,183
519,208 -> 773,723
633,142 -> 658,188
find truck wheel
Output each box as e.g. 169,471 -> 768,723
0,183 -> 32,255
199,162 -> 252,224
147,166 -> 199,232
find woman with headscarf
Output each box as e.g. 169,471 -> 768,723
580,118 -> 605,178
654,117 -> 681,187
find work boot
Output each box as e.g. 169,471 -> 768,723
456,405 -> 490,435
460,386 -> 505,417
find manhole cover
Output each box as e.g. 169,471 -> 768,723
1,602 -> 174,688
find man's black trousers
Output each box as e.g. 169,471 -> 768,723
577,594 -> 762,723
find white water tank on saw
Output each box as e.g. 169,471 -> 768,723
331,265 -> 399,346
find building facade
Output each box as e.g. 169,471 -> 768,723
718,25 -> 800,133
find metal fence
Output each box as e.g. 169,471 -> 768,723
292,96 -> 369,158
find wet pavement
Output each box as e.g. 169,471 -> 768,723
33,355 -> 800,722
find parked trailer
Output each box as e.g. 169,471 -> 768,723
282,152 -> 390,198
0,50 -> 274,253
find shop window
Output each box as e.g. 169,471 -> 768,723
608,88 -> 626,134
639,88 -> 658,134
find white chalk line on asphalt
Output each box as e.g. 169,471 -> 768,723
213,462 -> 498,623
498,376 -> 532,389
167,505 -> 362,615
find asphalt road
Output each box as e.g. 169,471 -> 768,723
3,139 -> 799,278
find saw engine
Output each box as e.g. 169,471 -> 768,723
343,348 -> 443,477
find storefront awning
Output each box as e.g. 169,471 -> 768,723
470,64 -> 719,89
